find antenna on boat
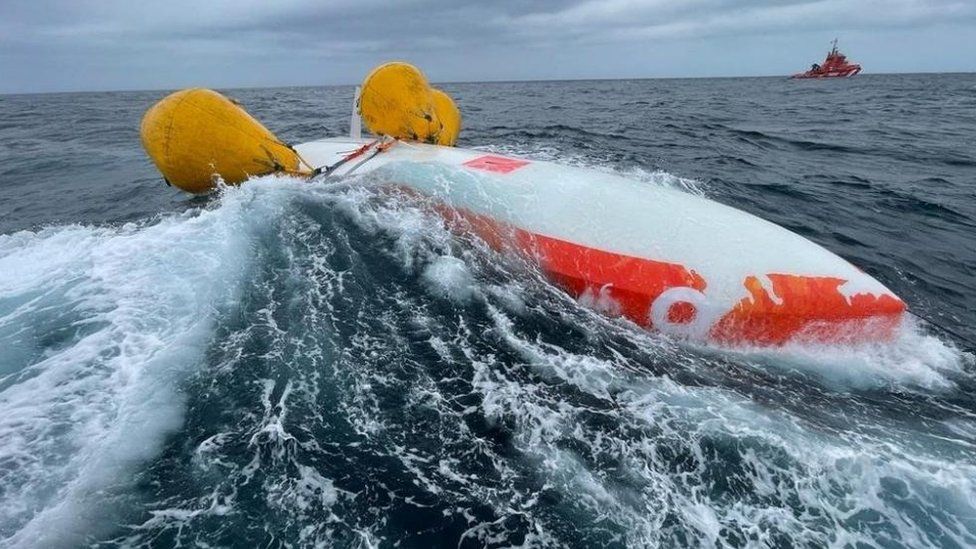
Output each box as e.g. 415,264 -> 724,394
830,38 -> 838,54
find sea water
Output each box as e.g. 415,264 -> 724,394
1,75 -> 975,547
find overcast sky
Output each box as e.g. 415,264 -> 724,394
1,0 -> 974,93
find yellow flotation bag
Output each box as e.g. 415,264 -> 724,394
431,88 -> 461,146
140,88 -> 308,194
359,62 -> 461,145
359,62 -> 439,143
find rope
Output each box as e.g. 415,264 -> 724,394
308,136 -> 395,181
309,140 -> 378,179
342,137 -> 397,176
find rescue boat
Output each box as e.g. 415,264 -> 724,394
139,63 -> 905,347
792,39 -> 862,79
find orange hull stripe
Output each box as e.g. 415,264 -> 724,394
417,191 -> 905,345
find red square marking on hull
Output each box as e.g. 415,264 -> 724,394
463,155 -> 530,174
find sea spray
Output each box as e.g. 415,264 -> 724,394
0,179 -> 295,545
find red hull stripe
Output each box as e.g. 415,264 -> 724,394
418,190 -> 905,345
463,155 -> 531,174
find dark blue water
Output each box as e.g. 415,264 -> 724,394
1,75 -> 975,547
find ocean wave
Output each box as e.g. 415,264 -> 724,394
54,174 -> 971,547
0,180 -> 294,546
2,75 -> 976,546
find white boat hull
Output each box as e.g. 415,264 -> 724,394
295,138 -> 905,346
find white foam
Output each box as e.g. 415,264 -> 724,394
720,321 -> 968,391
338,163 -> 969,394
325,159 -> 976,546
577,284 -> 624,317
0,177 -> 295,546
468,288 -> 976,546
4,160 -> 971,547
422,255 -> 476,302
316,170 -> 976,545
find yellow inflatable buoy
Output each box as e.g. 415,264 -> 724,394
359,62 -> 443,144
431,88 -> 461,146
140,88 -> 308,194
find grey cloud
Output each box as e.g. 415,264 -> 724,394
1,0 -> 974,93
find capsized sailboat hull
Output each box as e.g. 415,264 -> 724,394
295,138 -> 904,346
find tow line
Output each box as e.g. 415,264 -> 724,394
309,136 -> 397,181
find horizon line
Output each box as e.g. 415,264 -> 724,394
2,70 -> 974,97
